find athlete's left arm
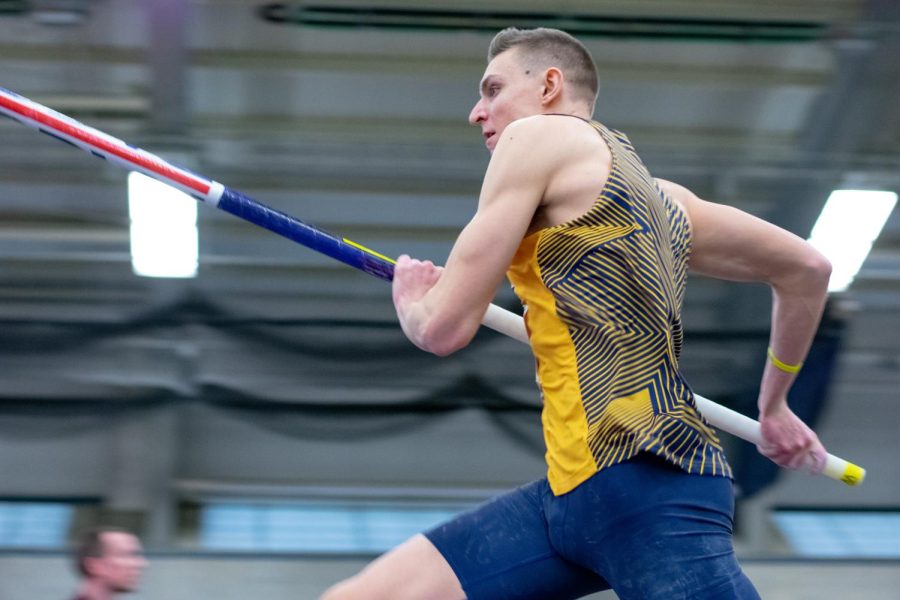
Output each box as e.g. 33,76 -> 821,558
393,117 -> 561,356
655,177 -> 831,473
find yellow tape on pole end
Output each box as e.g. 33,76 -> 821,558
840,463 -> 865,486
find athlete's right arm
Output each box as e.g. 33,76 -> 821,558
392,117 -> 565,356
656,178 -> 832,473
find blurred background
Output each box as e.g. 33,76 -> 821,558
0,0 -> 898,598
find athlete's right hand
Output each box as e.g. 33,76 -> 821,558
392,254 -> 442,310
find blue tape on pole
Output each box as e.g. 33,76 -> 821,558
217,188 -> 395,281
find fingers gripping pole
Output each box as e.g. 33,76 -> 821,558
481,306 -> 866,487
1,87 -> 864,487
692,395 -> 865,486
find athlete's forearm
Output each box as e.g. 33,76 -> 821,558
396,298 -> 437,353
757,254 -> 831,416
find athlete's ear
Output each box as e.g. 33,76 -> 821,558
541,67 -> 564,106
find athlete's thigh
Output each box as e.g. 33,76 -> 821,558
555,454 -> 759,600
426,479 -> 610,600
320,533 -> 465,600
607,511 -> 759,600
607,519 -> 760,600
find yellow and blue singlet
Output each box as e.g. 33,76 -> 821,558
507,120 -> 731,495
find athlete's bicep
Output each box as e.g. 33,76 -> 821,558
656,178 -> 827,283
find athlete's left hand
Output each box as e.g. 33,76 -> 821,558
757,402 -> 828,474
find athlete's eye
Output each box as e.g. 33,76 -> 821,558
487,85 -> 500,97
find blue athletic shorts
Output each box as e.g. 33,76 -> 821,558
424,452 -> 760,600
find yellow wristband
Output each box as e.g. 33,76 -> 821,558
767,347 -> 802,374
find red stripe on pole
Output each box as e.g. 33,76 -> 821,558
0,92 -> 210,195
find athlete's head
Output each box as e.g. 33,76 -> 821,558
468,28 -> 599,152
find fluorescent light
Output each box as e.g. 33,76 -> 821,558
808,189 -> 897,292
128,171 -> 198,278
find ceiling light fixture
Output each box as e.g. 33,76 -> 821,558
808,189 -> 898,292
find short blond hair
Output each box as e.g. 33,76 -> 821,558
488,27 -> 599,109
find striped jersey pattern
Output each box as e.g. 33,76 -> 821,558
507,120 -> 731,495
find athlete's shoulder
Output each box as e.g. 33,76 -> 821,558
492,115 -> 573,165
506,113 -> 592,136
503,114 -> 566,138
502,114 -> 595,155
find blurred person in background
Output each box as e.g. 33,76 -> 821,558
69,527 -> 147,600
